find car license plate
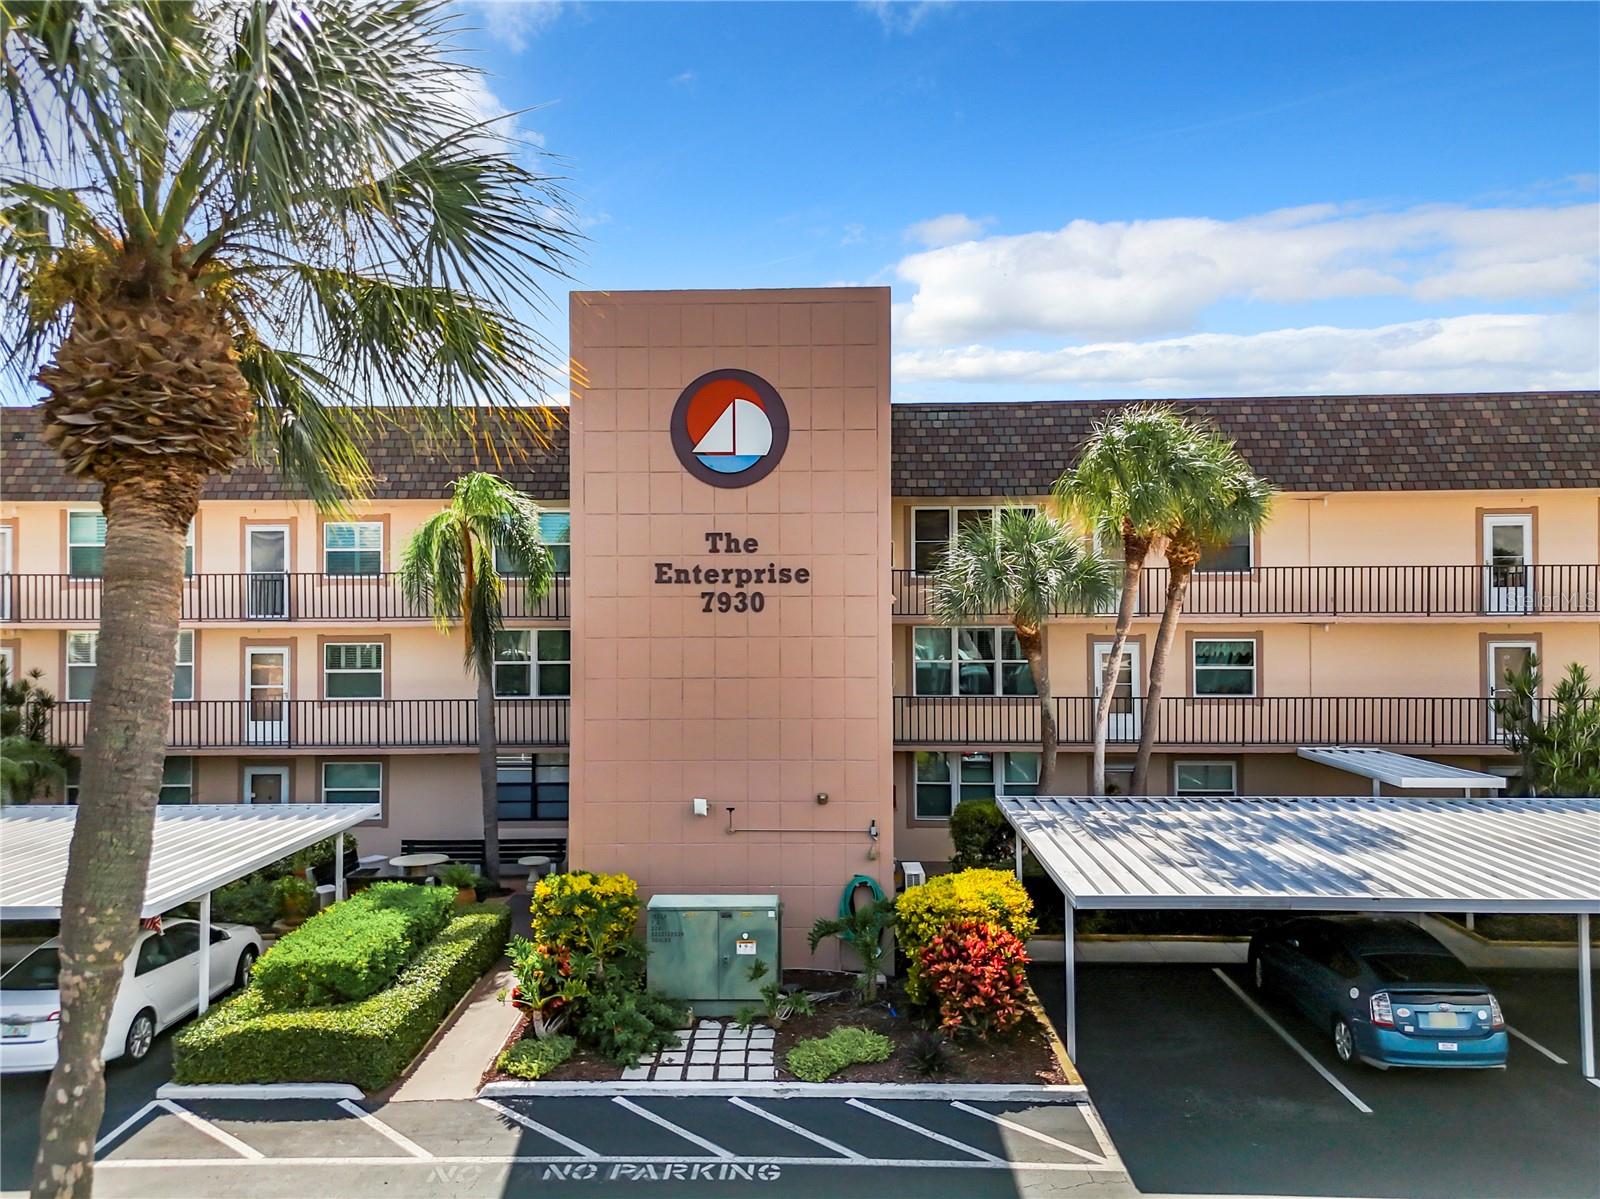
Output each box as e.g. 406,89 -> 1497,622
1420,1012 -> 1467,1030
1438,1042 -> 1459,1052
2,1022 -> 29,1039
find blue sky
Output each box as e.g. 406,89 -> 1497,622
461,0 -> 1599,402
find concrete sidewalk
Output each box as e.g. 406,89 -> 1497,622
1418,915 -> 1583,969
391,964 -> 521,1101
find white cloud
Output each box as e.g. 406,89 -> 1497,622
671,70 -> 697,87
893,201 -> 1600,344
893,309 -> 1599,397
472,1 -> 566,53
859,0 -> 950,33
904,212 -> 992,248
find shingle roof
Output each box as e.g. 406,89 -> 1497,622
889,391 -> 1599,495
3,391 -> 1595,501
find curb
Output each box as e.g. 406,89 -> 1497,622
1022,980 -> 1080,1085
479,1080 -> 1089,1101
157,1083 -> 362,1101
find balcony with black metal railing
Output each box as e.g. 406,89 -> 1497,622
892,694 -> 1555,749
891,565 -> 1600,620
0,572 -> 570,624
46,698 -> 569,750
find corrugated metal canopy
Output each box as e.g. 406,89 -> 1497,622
1297,747 -> 1508,790
999,795 -> 1600,914
0,805 -> 380,919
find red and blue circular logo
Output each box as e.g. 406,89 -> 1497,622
670,368 -> 789,488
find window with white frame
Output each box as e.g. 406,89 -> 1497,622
159,757 -> 194,804
494,510 -> 571,576
323,521 -> 383,575
1197,528 -> 1253,573
496,753 -> 570,820
1105,763 -> 1135,796
67,510 -> 106,578
912,627 -> 1034,697
173,631 -> 194,701
493,629 -> 570,697
1174,760 -> 1237,796
914,750 -> 1039,820
0,645 -> 14,681
67,630 -> 194,702
1192,637 -> 1257,697
910,506 -> 1036,574
323,641 -> 384,698
183,520 -> 195,576
322,761 -> 382,810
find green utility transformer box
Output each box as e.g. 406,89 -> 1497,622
646,894 -> 782,1016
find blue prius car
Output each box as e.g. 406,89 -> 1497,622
1248,916 -> 1508,1069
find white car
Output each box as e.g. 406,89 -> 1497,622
0,919 -> 263,1073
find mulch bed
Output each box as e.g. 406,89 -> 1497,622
483,968 -> 1068,1086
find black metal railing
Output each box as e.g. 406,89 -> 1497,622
47,698 -> 569,749
890,565 -> 1600,619
893,695 -> 1539,747
0,572 -> 570,623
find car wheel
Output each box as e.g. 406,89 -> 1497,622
235,947 -> 258,989
123,1010 -> 156,1064
1332,1017 -> 1356,1065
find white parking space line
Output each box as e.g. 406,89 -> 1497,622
1211,968 -> 1374,1115
726,1096 -> 864,1159
476,1098 -> 596,1157
94,1101 -> 160,1155
1507,1026 -> 1568,1065
1078,1101 -> 1126,1171
335,1099 -> 432,1159
846,1098 -> 1004,1162
612,1095 -> 733,1158
948,1100 -> 1105,1164
154,1099 -> 264,1159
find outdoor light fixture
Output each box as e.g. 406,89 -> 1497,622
816,792 -> 829,805
691,797 -> 709,817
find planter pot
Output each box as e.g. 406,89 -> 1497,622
455,887 -> 478,906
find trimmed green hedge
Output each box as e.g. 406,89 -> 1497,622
174,905 -> 510,1091
253,881 -> 455,1009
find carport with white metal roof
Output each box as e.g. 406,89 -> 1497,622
1296,746 -> 1508,796
1,804 -> 379,1017
999,794 -> 1600,1079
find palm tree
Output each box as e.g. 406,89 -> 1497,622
398,473 -> 554,887
1128,432 -> 1273,794
1057,404 -> 1221,795
1,6 -> 573,1194
929,507 -> 1116,795
0,662 -> 72,804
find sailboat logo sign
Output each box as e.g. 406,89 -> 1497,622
670,369 -> 790,488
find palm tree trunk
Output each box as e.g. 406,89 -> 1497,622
1017,625 -> 1056,795
476,668 -> 502,887
1131,562 -> 1194,795
1091,544 -> 1146,795
32,480 -> 194,1199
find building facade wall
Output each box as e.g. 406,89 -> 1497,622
566,288 -> 895,966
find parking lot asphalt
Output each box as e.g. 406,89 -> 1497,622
75,1091 -> 1134,1199
1031,962 -> 1600,1199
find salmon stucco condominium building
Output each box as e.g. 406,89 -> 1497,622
2,287 -> 1597,961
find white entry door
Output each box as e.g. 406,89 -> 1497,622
0,523 -> 12,622
245,647 -> 290,744
242,765 -> 290,804
1482,514 -> 1533,614
1094,641 -> 1142,742
246,526 -> 290,619
1486,640 -> 1536,742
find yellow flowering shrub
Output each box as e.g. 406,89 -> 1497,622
530,870 -> 641,962
896,868 -> 1036,1002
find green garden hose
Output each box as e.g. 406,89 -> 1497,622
837,873 -> 886,942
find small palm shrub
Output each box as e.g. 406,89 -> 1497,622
786,1026 -> 892,1082
919,919 -> 1029,1039
808,899 -> 896,1002
896,869 -> 1036,1002
735,960 -> 814,1029
497,1034 -> 575,1080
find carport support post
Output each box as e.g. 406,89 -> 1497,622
197,890 -> 211,1016
1580,912 -> 1594,1080
1014,833 -> 1023,881
335,831 -> 346,901
1064,901 -> 1077,1062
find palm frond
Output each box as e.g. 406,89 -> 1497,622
930,507 -> 1117,628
